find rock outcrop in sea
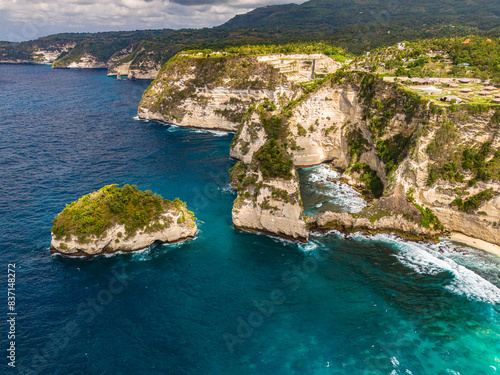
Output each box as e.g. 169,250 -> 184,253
50,184 -> 197,256
231,141 -> 309,242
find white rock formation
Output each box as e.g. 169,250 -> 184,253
232,165 -> 308,242
51,210 -> 197,256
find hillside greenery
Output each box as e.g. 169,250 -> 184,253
181,42 -> 347,61
352,163 -> 384,198
360,36 -> 500,82
52,184 -> 193,243
223,0 -> 500,33
254,139 -> 294,180
452,188 -> 498,213
4,0 -> 500,69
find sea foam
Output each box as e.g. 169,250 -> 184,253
351,233 -> 500,304
306,164 -> 366,213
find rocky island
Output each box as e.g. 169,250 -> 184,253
51,184 -> 197,256
138,44 -> 500,247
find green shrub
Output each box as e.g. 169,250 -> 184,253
229,161 -> 247,189
452,188 -> 497,213
376,134 -> 411,175
254,139 -> 294,180
347,129 -> 369,158
297,123 -> 307,136
352,163 -> 384,198
415,204 -> 443,230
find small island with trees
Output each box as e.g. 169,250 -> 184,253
51,184 -> 197,256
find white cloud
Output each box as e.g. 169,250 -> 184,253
0,0 -> 301,42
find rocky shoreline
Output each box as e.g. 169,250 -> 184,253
50,219 -> 197,257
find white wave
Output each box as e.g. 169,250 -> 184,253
308,164 -> 340,182
351,233 -> 500,304
207,130 -> 229,137
192,128 -> 229,137
306,164 -> 366,213
51,253 -> 88,259
391,357 -> 400,368
310,229 -> 345,239
132,115 -> 151,123
298,241 -> 321,252
220,183 -> 236,194
129,234 -> 198,261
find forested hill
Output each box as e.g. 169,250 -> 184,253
223,0 -> 500,31
2,0 -> 500,71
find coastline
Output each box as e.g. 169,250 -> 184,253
444,232 -> 500,257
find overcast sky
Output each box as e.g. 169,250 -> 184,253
0,0 -> 299,42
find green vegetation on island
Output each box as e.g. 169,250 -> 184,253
52,184 -> 194,243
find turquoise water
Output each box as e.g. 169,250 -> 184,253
0,64 -> 499,375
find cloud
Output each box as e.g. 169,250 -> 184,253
0,0 -> 301,42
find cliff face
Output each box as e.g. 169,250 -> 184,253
0,43 -> 76,64
0,39 -> 161,78
232,149 -> 309,242
137,52 -> 340,131
394,106 -> 500,245
33,44 -> 76,64
106,47 -> 161,79
230,83 -> 362,168
56,53 -> 108,69
138,55 -> 291,131
306,74 -> 500,245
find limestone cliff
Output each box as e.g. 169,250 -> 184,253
0,43 -> 75,64
303,73 -> 500,245
53,53 -> 108,69
245,72 -> 500,245
230,80 -> 361,168
232,141 -> 308,241
137,52 -> 340,131
107,46 -> 161,80
0,39 -> 161,78
33,44 -> 76,64
50,184 -> 197,256
51,212 -> 197,256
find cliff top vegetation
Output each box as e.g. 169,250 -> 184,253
179,42 -> 347,61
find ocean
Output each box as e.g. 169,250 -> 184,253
0,64 -> 499,375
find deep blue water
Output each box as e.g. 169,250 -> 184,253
1,64 -> 499,375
